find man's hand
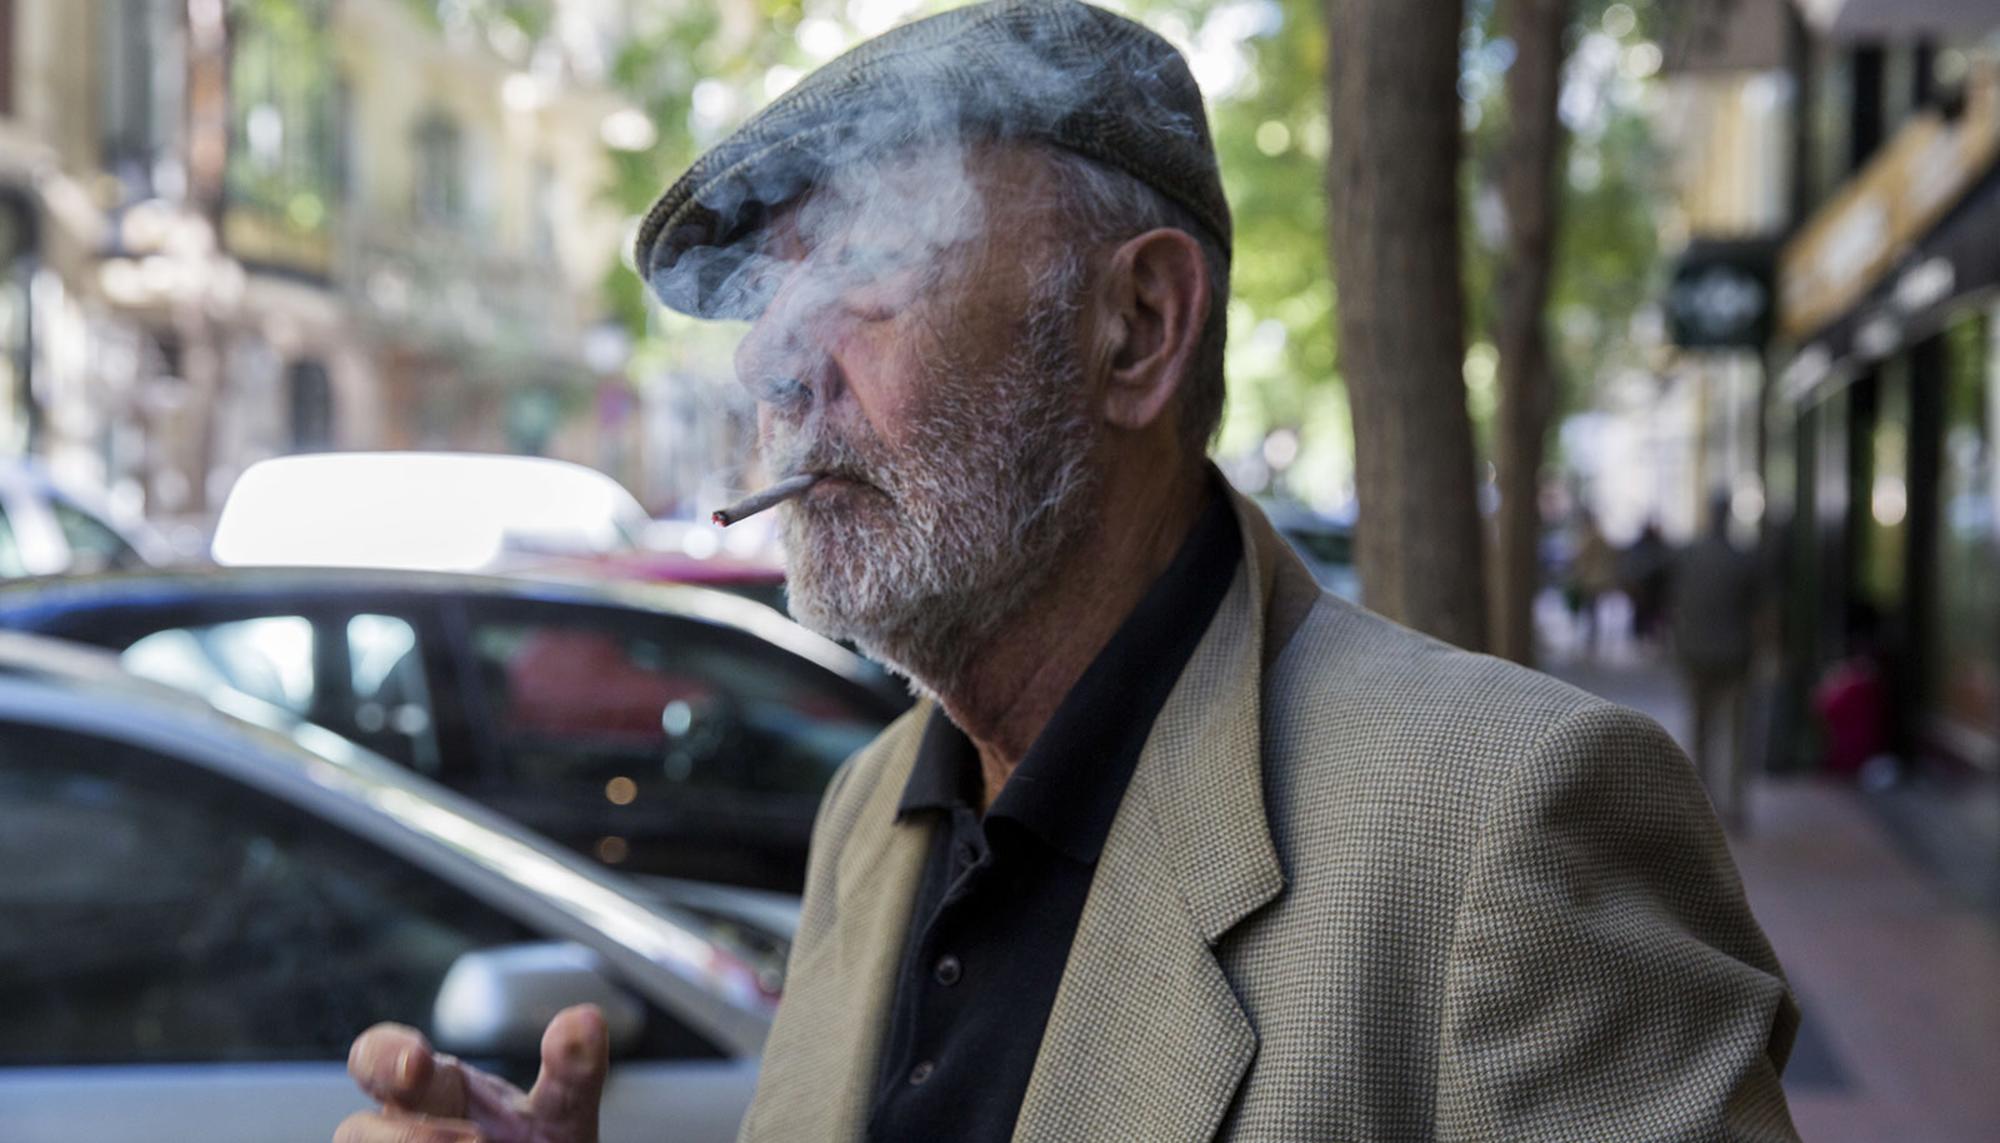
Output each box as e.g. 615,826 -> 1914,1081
336,1004 -> 610,1143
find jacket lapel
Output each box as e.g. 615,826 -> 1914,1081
1012,488 -> 1305,1142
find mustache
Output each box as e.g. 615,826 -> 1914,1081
765,427 -> 891,492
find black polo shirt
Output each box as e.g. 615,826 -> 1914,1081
865,486 -> 1243,1143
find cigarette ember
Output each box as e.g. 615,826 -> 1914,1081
712,473 -> 820,526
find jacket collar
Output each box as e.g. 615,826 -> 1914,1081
1008,482 -> 1320,1142
1127,478 -> 1297,942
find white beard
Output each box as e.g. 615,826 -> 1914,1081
769,301 -> 1099,693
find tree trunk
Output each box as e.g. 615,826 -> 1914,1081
1489,0 -> 1568,665
1325,0 -> 1486,651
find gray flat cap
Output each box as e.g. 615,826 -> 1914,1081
635,0 -> 1229,320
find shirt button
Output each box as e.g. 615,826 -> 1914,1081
934,954 -> 962,986
909,1060 -> 936,1085
954,842 -> 977,867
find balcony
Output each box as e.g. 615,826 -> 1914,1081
338,216 -> 584,364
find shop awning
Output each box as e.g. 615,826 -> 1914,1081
1802,0 -> 2000,40
1778,67 -> 2000,341
1777,158 -> 2000,403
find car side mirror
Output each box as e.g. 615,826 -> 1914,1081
431,942 -> 647,1059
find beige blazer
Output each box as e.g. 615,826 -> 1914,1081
740,491 -> 1800,1141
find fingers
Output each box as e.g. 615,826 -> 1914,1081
333,1109 -> 482,1143
343,1011 -> 604,1143
348,1023 -> 470,1119
524,1004 -> 612,1132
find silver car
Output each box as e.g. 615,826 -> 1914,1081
0,462 -> 167,579
0,634 -> 769,1143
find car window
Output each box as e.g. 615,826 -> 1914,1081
123,615 -> 317,716
0,720 -> 532,1064
49,499 -> 146,573
0,505 -> 27,578
466,609 -> 887,800
118,614 -> 444,774
347,613 -> 444,776
0,720 -> 720,1065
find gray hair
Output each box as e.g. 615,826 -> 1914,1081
1034,148 -> 1230,459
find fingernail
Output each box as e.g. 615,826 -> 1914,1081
396,1046 -> 419,1088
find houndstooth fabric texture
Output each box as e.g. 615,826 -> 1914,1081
740,489 -> 1801,1142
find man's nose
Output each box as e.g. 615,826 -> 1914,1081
734,276 -> 839,412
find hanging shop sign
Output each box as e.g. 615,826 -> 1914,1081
1778,63 -> 2000,341
1667,239 -> 1776,348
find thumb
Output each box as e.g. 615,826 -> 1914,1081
526,1003 -> 611,1137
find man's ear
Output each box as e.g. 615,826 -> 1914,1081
1093,228 -> 1210,433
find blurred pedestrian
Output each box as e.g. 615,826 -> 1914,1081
1566,511 -> 1619,655
1620,521 -> 1674,645
1671,497 -> 1761,829
1811,602 -> 1894,780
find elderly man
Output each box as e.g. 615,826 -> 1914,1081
339,2 -> 1799,1141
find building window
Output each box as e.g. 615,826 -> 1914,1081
0,188 -> 32,456
0,0 -> 16,119
288,358 -> 334,451
100,0 -> 183,198
223,0 -> 340,273
1858,360 -> 1909,613
531,160 -> 558,259
412,110 -> 465,227
1929,308 -> 1999,751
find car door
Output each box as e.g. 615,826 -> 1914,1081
0,713 -> 756,1143
449,597 -> 893,892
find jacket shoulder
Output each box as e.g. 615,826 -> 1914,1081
1252,593 -> 1680,893
1268,593 -> 1616,763
1219,598 -> 1794,1140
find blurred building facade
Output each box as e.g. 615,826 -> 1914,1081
1618,0 -> 2000,896
0,0 -> 657,544
1567,0 -> 1800,547
1763,0 -> 2000,898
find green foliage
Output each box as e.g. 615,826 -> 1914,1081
397,0 -> 552,40
1462,0 -> 1674,429
1196,0 -> 1338,454
228,0 -> 340,233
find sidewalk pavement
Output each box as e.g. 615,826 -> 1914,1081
1541,607 -> 2000,1143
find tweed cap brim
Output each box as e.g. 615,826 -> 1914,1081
635,0 -> 1230,320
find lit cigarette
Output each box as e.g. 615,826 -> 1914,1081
712,473 -> 820,526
